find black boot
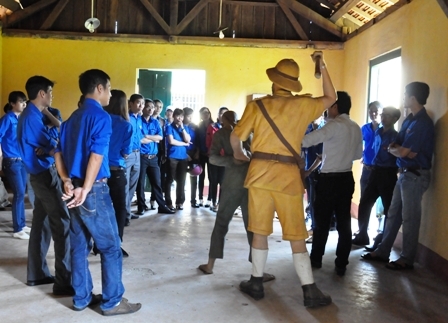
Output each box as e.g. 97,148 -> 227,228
239,275 -> 264,300
302,283 -> 332,308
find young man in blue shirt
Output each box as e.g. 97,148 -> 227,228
17,76 -> 72,295
363,82 -> 434,270
126,94 -> 144,222
360,102 -> 382,196
135,99 -> 174,215
55,69 -> 141,315
183,107 -> 200,208
353,107 -> 400,246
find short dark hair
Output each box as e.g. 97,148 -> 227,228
405,82 -> 430,105
5,91 -> 27,112
153,99 -> 163,106
218,107 -> 229,114
104,89 -> 129,121
183,107 -> 194,116
79,69 -> 110,95
382,107 -> 401,121
129,94 -> 144,103
173,108 -> 184,117
145,98 -> 154,105
25,76 -> 54,100
368,101 -> 382,110
335,91 -> 351,115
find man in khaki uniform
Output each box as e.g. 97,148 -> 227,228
230,52 -> 336,307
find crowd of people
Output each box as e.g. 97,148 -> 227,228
0,50 -> 434,314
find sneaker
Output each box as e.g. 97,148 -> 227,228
198,199 -> 203,207
102,298 -> 142,316
23,226 -> 32,234
239,276 -> 264,300
13,231 -> 29,240
204,200 -> 210,207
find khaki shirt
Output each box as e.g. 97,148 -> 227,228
233,89 -> 324,195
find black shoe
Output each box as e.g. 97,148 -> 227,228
158,206 -> 176,214
352,234 -> 370,246
365,233 -> 383,251
27,276 -> 54,286
310,259 -> 322,269
149,202 -> 156,210
53,285 -> 75,296
131,214 -> 141,219
191,203 -> 200,208
121,247 -> 129,258
73,293 -> 102,311
239,276 -> 264,300
302,283 -> 332,308
167,205 -> 175,211
124,219 -> 130,227
335,266 -> 346,276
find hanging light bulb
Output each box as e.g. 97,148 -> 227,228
219,30 -> 225,39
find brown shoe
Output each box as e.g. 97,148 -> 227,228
102,298 -> 142,316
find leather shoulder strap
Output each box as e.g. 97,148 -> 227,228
255,100 -> 302,162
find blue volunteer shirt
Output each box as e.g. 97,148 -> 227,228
396,108 -> 434,169
372,127 -> 398,168
185,124 -> 197,152
129,113 -> 143,151
108,114 -> 132,168
361,122 -> 376,166
58,98 -> 112,180
0,112 -> 21,158
141,116 -> 163,155
17,103 -> 57,174
166,123 -> 188,159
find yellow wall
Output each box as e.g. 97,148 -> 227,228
0,36 -> 344,120
343,0 -> 448,259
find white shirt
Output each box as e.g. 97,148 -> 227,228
302,114 -> 362,173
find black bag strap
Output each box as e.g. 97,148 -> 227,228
255,100 -> 304,169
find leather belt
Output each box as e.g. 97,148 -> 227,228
142,154 -> 157,159
398,167 -> 428,177
110,166 -> 124,171
252,151 -> 296,164
4,157 -> 22,161
363,165 -> 374,170
72,177 -> 108,188
132,149 -> 140,152
318,171 -> 352,178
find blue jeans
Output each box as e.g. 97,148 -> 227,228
375,170 -> 430,265
125,152 -> 140,219
69,182 -> 124,311
3,159 -> 27,233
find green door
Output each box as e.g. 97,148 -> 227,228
138,70 -> 172,116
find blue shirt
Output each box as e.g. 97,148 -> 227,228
303,123 -> 323,170
166,124 -> 187,159
141,116 -> 163,155
109,114 -> 132,168
361,122 -> 377,166
372,127 -> 398,168
129,113 -> 143,151
185,124 -> 197,152
0,112 -> 21,158
396,108 -> 434,169
17,103 -> 57,175
58,98 -> 112,180
43,107 -> 62,141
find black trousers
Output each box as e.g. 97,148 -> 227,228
208,164 -> 225,204
198,154 -> 210,201
137,156 -> 166,211
311,171 -> 354,269
357,167 -> 397,237
108,168 -> 127,241
165,158 -> 188,206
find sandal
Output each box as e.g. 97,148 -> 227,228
361,253 -> 389,263
385,261 -> 414,270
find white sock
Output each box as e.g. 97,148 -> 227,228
251,248 -> 268,277
293,252 -> 315,286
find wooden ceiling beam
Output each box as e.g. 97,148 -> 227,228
276,0 -> 308,40
3,0 -> 59,27
277,0 -> 343,38
330,0 -> 359,23
40,0 -> 72,30
138,0 -> 171,35
175,0 -> 210,35
350,6 -> 372,20
219,1 -> 278,7
170,0 -> 178,29
2,29 -> 344,50
360,0 -> 386,13
343,13 -> 364,26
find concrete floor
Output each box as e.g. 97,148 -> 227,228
0,197 -> 447,323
